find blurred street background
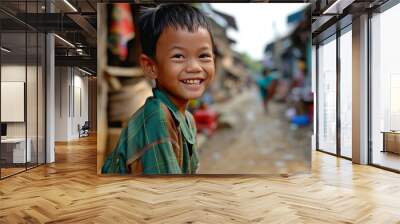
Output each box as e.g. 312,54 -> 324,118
197,86 -> 311,174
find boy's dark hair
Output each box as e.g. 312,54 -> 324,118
138,4 -> 215,59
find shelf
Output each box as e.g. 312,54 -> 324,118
105,66 -> 144,77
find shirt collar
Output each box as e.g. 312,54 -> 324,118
153,88 -> 196,144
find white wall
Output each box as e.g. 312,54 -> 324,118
1,82 -> 25,122
1,65 -> 26,81
55,67 -> 68,141
1,65 -> 32,138
1,65 -> 26,133
54,67 -> 89,141
76,71 -> 89,138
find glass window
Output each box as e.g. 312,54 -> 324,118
1,30 -> 28,177
312,45 -> 317,151
38,32 -> 46,165
317,36 -> 337,154
339,28 -> 352,158
27,31 -> 38,169
371,3 -> 400,171
0,1 -> 46,179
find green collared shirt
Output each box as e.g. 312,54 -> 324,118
102,88 -> 199,175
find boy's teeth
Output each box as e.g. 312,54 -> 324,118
183,79 -> 201,84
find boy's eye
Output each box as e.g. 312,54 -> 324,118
199,53 -> 212,59
172,54 -> 184,59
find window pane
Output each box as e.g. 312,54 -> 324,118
1,30 -> 27,177
371,4 -> 400,171
38,32 -> 45,165
340,29 -> 352,158
27,31 -> 38,169
318,37 -> 337,154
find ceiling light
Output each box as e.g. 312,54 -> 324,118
78,67 -> 93,76
63,0 -> 78,12
323,0 -> 355,15
1,47 -> 11,53
54,34 -> 75,48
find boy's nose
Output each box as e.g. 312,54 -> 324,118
185,59 -> 202,73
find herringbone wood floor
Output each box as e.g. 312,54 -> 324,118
1,135 -> 400,223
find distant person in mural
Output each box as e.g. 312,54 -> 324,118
256,67 -> 278,112
102,4 -> 215,174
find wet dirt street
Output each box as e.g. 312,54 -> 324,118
197,87 -> 312,174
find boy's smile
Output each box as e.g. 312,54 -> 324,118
151,26 -> 215,112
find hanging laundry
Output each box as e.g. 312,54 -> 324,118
108,3 -> 135,61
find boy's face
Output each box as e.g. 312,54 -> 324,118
142,26 -> 215,106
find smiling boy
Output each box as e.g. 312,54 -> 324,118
102,4 -> 215,174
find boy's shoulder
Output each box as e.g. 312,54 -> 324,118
126,96 -> 166,129
125,93 -> 195,139
122,96 -> 172,152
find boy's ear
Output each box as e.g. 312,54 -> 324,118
139,54 -> 157,79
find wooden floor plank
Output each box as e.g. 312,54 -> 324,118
0,135 -> 399,223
